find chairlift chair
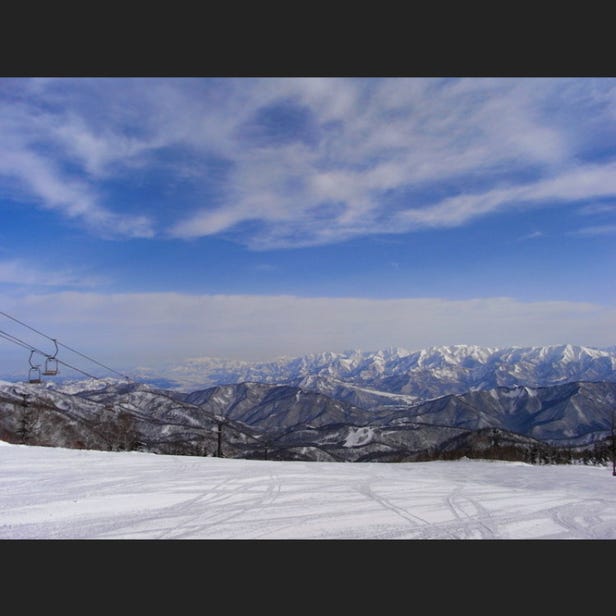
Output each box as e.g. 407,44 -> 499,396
28,350 -> 42,384
43,358 -> 58,375
42,339 -> 59,376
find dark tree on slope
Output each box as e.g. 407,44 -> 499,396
116,410 -> 138,451
97,405 -> 138,451
16,395 -> 36,445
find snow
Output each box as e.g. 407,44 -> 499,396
343,427 -> 375,447
52,343 -> 616,396
1,442 -> 615,539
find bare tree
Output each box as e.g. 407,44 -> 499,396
16,395 -> 36,444
98,404 -> 138,451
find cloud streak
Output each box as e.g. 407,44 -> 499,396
3,78 -> 616,247
0,87 -> 155,238
165,78 -> 616,248
571,224 -> 616,236
0,259 -> 104,289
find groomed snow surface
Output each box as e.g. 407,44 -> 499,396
1,441 -> 615,539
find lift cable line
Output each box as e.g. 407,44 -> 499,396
0,328 -> 105,381
0,310 -> 133,381
0,329 -> 35,352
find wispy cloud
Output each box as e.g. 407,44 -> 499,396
393,160 -> 616,232
253,263 -> 278,272
518,231 -> 545,242
166,78 -> 616,248
571,224 -> 616,236
577,202 -> 616,215
0,259 -> 104,289
0,87 -> 155,238
3,78 -> 616,246
0,147 -> 154,238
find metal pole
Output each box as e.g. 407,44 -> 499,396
612,409 -> 615,476
217,420 -> 223,458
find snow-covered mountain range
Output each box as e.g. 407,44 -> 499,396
1,343 -> 615,464
1,376 -> 615,463
135,344 -> 616,403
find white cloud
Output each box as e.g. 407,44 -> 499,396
578,203 -> 616,215
0,259 -> 104,288
395,160 -> 616,232
518,231 -> 545,242
0,143 -> 154,239
4,78 -> 616,247
1,292 -> 614,368
165,78 -> 616,248
571,224 -> 616,236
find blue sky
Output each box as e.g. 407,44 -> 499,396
1,77 -> 616,374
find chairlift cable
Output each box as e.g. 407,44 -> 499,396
0,310 -> 133,381
51,357 -> 102,381
0,311 -> 50,341
0,329 -> 36,352
0,327 -> 103,381
55,340 -> 131,380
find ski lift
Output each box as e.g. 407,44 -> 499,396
43,339 -> 59,376
28,350 -> 42,384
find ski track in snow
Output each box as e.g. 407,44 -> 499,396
1,443 -> 616,539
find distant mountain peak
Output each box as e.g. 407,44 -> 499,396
120,343 -> 616,397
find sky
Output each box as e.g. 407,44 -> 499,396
2,441 -> 615,539
1,77 -> 616,375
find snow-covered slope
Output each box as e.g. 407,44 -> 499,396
382,381 -> 616,447
1,443 -> 615,539
0,380 -> 261,458
183,382 -> 369,432
4,336 -> 616,466
2,376 -> 615,462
